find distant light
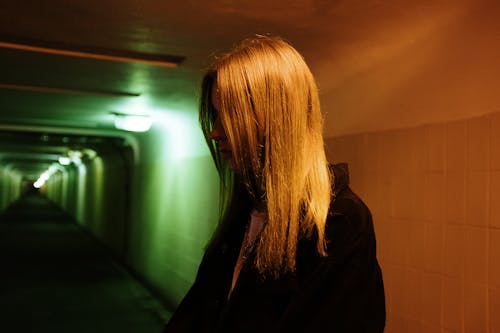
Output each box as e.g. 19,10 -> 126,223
58,157 -> 71,165
68,150 -> 83,158
114,114 -> 152,132
67,150 -> 83,165
39,172 -> 50,182
34,178 -> 46,188
71,156 -> 82,165
83,148 -> 97,160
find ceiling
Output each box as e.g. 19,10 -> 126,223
0,0 -> 499,179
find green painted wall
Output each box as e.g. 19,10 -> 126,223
0,165 -> 22,212
1,113 -> 218,316
45,148 -> 129,256
84,151 -> 129,255
127,108 -> 220,311
41,103 -> 221,316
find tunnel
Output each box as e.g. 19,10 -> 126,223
1,1 -> 500,332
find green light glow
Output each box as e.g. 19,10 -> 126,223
114,114 -> 152,132
152,110 -> 209,160
125,100 -> 222,305
31,92 -> 224,311
58,157 -> 71,165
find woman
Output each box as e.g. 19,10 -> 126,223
163,35 -> 385,333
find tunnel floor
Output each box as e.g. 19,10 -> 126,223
0,192 -> 169,333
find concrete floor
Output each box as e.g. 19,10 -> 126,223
0,192 -> 169,333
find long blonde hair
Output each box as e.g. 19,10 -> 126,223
200,35 -> 332,278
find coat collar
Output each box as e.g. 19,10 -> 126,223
330,162 -> 350,197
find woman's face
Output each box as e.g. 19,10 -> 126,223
209,81 -> 237,170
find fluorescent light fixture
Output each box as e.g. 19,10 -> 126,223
39,172 -> 50,182
34,171 -> 50,188
71,156 -> 82,165
66,150 -> 83,165
68,150 -> 82,158
114,113 -> 152,132
58,157 -> 71,165
83,149 -> 97,160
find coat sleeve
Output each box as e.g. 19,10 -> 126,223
278,194 -> 386,333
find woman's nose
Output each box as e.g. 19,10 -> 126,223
209,117 -> 226,141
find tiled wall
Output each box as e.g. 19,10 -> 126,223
325,112 -> 500,332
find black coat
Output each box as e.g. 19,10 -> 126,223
163,163 -> 386,333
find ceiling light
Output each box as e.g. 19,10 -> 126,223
113,113 -> 152,132
71,156 -> 82,165
58,157 -> 71,165
83,149 -> 97,159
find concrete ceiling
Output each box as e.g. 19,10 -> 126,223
0,0 -> 499,177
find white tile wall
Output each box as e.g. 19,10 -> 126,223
325,111 -> 500,332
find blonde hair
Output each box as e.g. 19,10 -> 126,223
200,35 -> 332,278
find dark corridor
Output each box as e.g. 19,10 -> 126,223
0,193 -> 168,333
